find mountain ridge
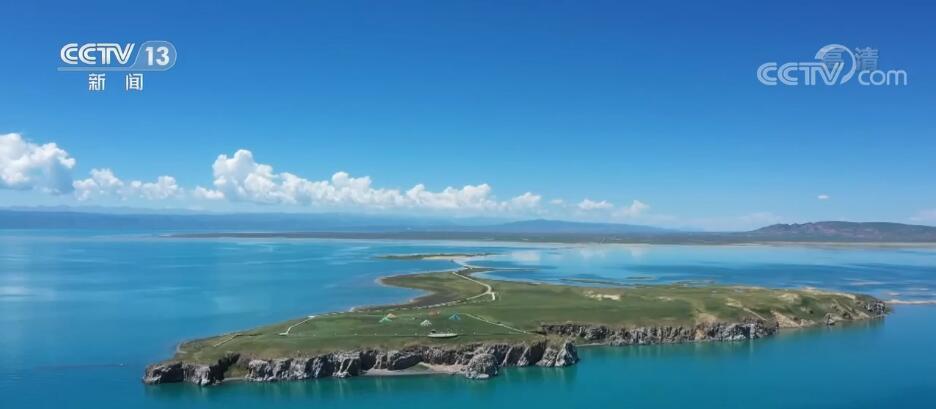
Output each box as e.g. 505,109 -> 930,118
0,209 -> 934,242
744,221 -> 936,241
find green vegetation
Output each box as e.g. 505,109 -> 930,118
175,256 -> 881,365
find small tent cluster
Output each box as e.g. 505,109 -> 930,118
378,312 -> 460,327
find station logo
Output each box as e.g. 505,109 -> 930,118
757,44 -> 908,86
58,41 -> 178,93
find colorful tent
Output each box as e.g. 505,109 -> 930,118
379,316 -> 392,323
448,313 -> 461,321
420,320 -> 432,327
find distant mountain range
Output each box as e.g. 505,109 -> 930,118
1,209 -> 934,243
741,221 -> 936,242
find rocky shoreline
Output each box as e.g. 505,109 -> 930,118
142,297 -> 887,386
142,320 -> 773,386
143,339 -> 579,385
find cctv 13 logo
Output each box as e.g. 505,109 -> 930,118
59,41 -> 177,71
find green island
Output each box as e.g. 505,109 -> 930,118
143,253 -> 888,385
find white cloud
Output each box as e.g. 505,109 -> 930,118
404,182 -> 496,210
193,186 -> 225,200
0,136 -> 679,223
612,200 -> 650,218
196,149 -> 541,213
0,133 -> 76,194
507,192 -> 541,209
133,176 -> 182,200
817,194 -> 830,200
73,169 -> 123,200
73,168 -> 181,201
577,198 -> 614,211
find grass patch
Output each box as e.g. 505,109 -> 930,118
176,267 -> 879,364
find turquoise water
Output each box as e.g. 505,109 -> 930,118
1,231 -> 934,408
476,245 -> 936,303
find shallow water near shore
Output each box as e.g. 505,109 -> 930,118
145,308 -> 933,409
1,231 -> 935,408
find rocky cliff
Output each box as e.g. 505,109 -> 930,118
144,299 -> 887,386
142,352 -> 240,386
540,319 -> 778,345
539,299 -> 887,344
144,339 -> 577,385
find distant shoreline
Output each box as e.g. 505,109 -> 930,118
164,231 -> 936,247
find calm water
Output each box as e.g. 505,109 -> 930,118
1,231 -> 934,408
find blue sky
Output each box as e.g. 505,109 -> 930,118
1,0 -> 934,230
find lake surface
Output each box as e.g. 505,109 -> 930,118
1,231 -> 934,408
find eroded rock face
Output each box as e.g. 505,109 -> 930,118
143,353 -> 239,385
862,300 -> 887,316
515,342 -> 546,366
464,353 -> 498,379
142,362 -> 184,384
541,320 -> 779,346
333,352 -> 362,378
245,356 -> 335,382
387,351 -> 422,370
144,341 -> 563,385
536,341 -> 579,367
554,341 -> 579,366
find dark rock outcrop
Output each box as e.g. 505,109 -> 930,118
536,341 -> 579,367
333,352 -> 362,378
860,299 -> 888,316
386,351 -> 422,370
143,341 -> 559,385
244,356 -> 334,382
464,353 -> 498,379
540,320 -> 778,346
143,353 -> 239,386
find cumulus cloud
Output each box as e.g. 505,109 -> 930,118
817,194 -> 830,200
0,135 -> 652,219
133,176 -> 182,200
0,133 -> 76,194
194,149 -> 540,213
193,185 -> 225,200
73,168 -> 181,201
577,198 -> 614,210
73,169 -> 121,200
508,192 -> 542,209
